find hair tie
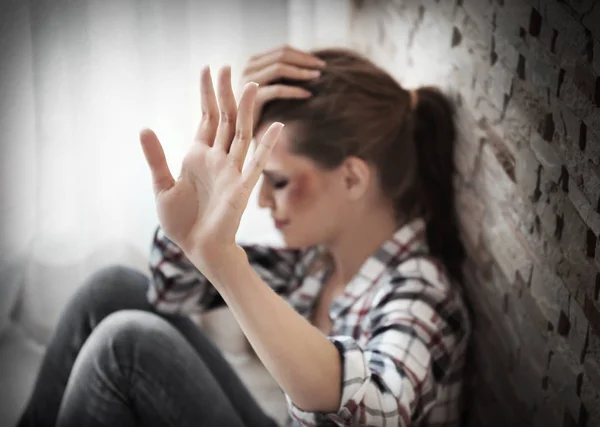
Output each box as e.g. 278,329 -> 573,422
409,89 -> 419,110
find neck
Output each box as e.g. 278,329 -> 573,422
324,206 -> 399,286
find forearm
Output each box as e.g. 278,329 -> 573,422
196,248 -> 342,413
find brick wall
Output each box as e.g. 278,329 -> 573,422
347,0 -> 600,426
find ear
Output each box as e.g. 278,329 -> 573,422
340,156 -> 371,201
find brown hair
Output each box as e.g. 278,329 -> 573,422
257,48 -> 465,283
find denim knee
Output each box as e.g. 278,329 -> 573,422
98,310 -> 169,344
84,310 -> 175,374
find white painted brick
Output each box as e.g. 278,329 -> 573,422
530,263 -> 570,327
530,132 -> 562,182
569,179 -> 600,236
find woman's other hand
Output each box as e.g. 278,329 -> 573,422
240,44 -> 325,132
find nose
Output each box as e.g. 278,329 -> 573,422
257,178 -> 275,210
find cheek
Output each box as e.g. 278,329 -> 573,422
281,172 -> 320,214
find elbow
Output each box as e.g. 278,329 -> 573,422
292,395 -> 340,414
290,377 -> 342,414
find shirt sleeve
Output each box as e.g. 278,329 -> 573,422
147,225 -> 305,315
287,275 -> 466,427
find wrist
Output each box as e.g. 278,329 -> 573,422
188,244 -> 248,287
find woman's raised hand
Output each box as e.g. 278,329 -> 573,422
240,45 -> 326,131
140,66 -> 284,273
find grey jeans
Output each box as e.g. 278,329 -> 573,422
16,265 -> 279,427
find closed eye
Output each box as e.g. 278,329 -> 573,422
263,170 -> 289,190
273,179 -> 289,190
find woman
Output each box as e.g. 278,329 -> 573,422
17,45 -> 471,427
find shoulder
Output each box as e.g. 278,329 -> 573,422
370,255 -> 470,336
372,254 -> 451,304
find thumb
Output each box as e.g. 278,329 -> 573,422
140,128 -> 175,197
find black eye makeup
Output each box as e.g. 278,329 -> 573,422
273,179 -> 289,190
263,170 -> 289,190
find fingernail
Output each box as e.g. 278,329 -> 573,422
310,70 -> 321,77
316,59 -> 326,67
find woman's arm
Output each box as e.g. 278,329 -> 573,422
197,247 -> 343,413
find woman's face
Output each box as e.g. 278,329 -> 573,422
252,123 -> 349,249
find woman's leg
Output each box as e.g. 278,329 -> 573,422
17,265 -> 277,427
56,310 -> 269,427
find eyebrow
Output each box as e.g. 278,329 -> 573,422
262,169 -> 286,180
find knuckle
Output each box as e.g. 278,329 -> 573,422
235,128 -> 250,142
220,111 -> 235,124
202,111 -> 216,123
249,155 -> 265,170
275,49 -> 287,62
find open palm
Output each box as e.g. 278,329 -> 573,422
139,66 -> 283,270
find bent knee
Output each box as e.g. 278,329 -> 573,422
74,310 -> 174,383
94,310 -> 174,349
101,310 -> 166,332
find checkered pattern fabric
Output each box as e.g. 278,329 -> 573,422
148,218 -> 471,426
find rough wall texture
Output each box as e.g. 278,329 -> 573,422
348,0 -> 600,426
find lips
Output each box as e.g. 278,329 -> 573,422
274,219 -> 290,229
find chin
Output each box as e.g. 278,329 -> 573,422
280,228 -> 322,250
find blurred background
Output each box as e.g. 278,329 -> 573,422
0,0 -> 352,424
0,0 -> 352,343
1,0 -> 599,426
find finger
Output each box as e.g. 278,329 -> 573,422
246,62 -> 321,86
242,122 -> 284,189
245,46 -> 325,75
195,66 -> 219,146
139,129 -> 175,197
230,82 -> 259,170
214,66 -> 238,152
256,84 -> 312,106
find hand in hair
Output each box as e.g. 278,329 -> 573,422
139,66 -> 284,281
240,44 -> 325,132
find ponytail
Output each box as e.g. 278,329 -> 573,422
412,87 -> 466,284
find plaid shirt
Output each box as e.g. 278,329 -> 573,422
147,218 -> 471,427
